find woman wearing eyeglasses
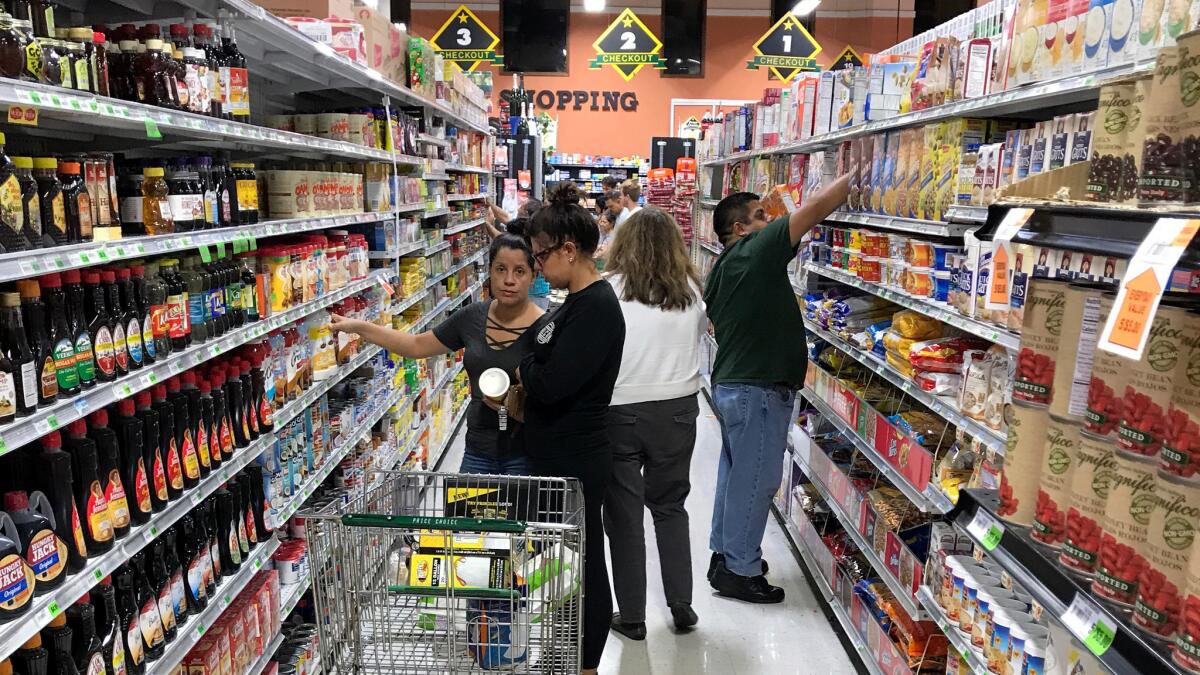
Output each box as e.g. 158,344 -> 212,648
521,182 -> 626,675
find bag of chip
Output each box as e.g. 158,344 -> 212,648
908,337 -> 991,373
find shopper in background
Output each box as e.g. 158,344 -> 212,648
521,182 -> 625,675
705,173 -> 851,604
594,205 -> 616,267
484,197 -> 542,239
329,234 -> 542,475
602,207 -> 706,640
614,179 -> 642,229
595,175 -> 620,214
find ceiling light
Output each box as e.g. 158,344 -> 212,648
584,0 -> 606,11
793,0 -> 820,16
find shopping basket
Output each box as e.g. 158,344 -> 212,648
303,471 -> 586,673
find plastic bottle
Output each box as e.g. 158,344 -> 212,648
181,372 -> 207,478
244,464 -> 270,541
151,385 -> 181,499
63,420 -> 113,554
102,271 -> 128,377
88,580 -> 131,675
41,274 -> 78,397
213,487 -> 239,571
12,633 -> 47,673
235,471 -> 257,550
115,268 -> 142,371
196,157 -> 219,228
224,363 -> 247,449
63,270 -> 94,391
139,167 -> 171,236
213,367 -> 236,461
197,378 -> 218,472
57,161 -> 92,243
197,500 -> 218,593
175,514 -> 206,614
12,155 -> 43,249
165,164 -> 198,233
165,377 -> 197,489
112,399 -> 150,525
250,350 -> 271,434
35,437 -> 86,573
236,360 -> 257,441
161,529 -> 186,626
0,311 -> 18,425
41,612 -> 77,675
180,257 -> 206,344
4,491 -> 66,592
200,255 -> 222,338
87,410 -> 129,539
2,292 -> 38,417
19,281 -> 57,406
144,542 -> 175,644
0,512 -> 36,620
219,24 -> 247,121
143,261 -> 170,360
133,392 -> 167,512
83,271 -> 115,383
127,553 -> 164,660
159,260 -> 188,351
129,265 -> 155,366
33,157 -> 67,245
63,598 -> 105,675
112,568 -> 146,672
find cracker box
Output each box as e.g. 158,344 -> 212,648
182,637 -> 222,675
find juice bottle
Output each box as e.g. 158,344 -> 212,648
165,377 -> 197,489
116,268 -> 143,371
102,271 -> 128,377
63,598 -> 105,675
87,410 -> 129,539
112,399 -> 150,525
112,567 -> 146,672
143,262 -> 170,360
181,372 -> 207,478
88,580 -> 132,675
128,552 -> 164,660
3,490 -> 66,592
133,392 -> 167,512
2,292 -> 38,417
84,271 -> 115,383
129,265 -> 155,366
57,160 -> 92,243
63,270 -> 94,391
161,529 -> 187,626
19,281 -> 57,406
139,167 -> 171,236
40,274 -> 78,397
144,541 -> 175,643
36,437 -> 86,573
63,420 -> 114,554
33,157 -> 67,245
13,156 -> 45,249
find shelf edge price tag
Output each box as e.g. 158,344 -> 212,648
1098,217 -> 1200,360
966,507 -> 1005,551
144,118 -> 162,139
1062,593 -> 1117,657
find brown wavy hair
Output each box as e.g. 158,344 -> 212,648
605,207 -> 701,311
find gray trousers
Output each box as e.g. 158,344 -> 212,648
603,394 -> 700,622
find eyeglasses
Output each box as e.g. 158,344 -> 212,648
533,242 -> 565,266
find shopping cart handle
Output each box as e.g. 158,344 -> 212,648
386,585 -> 524,600
341,513 -> 529,533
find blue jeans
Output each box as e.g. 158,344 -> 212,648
458,450 -> 530,475
709,383 -> 795,577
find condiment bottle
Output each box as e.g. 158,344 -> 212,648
12,156 -> 44,248
83,270 -> 115,383
133,392 -> 167,512
165,164 -> 198,232
67,27 -> 92,93
175,514 -> 206,613
56,160 -> 92,243
143,261 -> 170,360
144,541 -> 175,644
165,377 -> 197,490
35,436 -> 86,572
179,257 -> 206,344
218,23 -> 247,121
159,260 -> 188,351
250,350 -> 271,433
235,472 -> 256,550
112,568 -> 147,672
33,157 -> 67,245
201,254 -> 224,337
87,410 -> 129,540
12,633 -> 47,673
223,362 -> 247,449
161,529 -> 187,626
0,134 -> 30,253
41,612 -> 76,675
181,47 -> 207,116
129,265 -> 155,365
209,368 -> 233,464
127,553 -> 164,660
0,307 -> 18,426
63,419 -> 113,554
63,598 -> 104,675
3,490 -> 66,592
91,32 -> 109,98
180,372 -> 207,478
139,167 -> 171,235
213,487 -> 239,570
197,378 -> 216,473
88,581 -> 132,675
2,292 -> 38,417
31,0 -> 54,39
116,268 -> 142,371
62,269 -> 94,391
102,271 -> 128,377
117,162 -> 144,237
193,501 -> 217,594
112,399 -> 150,525
236,359 -> 258,440
19,281 -> 56,406
40,273 -> 78,397
151,385 -> 182,499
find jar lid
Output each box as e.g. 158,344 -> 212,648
145,167 -> 165,177
68,27 -> 92,40
59,162 -> 81,174
33,157 -> 57,170
12,156 -> 31,169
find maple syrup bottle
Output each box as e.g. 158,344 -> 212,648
151,385 -> 182,499
36,437 -> 87,573
133,391 -> 168,512
62,420 -> 114,554
165,377 -> 198,490
87,410 -> 130,540
112,398 -> 151,525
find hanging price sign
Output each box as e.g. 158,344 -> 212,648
1062,593 -> 1117,656
431,5 -> 502,72
746,13 -> 822,81
985,207 -> 1034,311
590,9 -> 666,81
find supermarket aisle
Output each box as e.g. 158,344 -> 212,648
440,396 -> 856,675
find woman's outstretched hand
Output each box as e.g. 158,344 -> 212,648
329,313 -> 364,334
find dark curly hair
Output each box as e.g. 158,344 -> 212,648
527,183 -> 599,255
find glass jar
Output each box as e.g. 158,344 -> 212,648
165,165 -> 200,232
141,166 -> 172,235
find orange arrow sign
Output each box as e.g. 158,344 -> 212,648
1109,269 -> 1161,351
989,244 -> 1010,307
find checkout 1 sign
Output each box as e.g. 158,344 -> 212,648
590,9 -> 667,82
431,5 -> 502,72
747,12 -> 822,82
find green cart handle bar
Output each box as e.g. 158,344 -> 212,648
341,513 -> 528,533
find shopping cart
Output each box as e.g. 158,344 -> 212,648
304,471 -> 586,673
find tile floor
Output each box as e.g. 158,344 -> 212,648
439,394 -> 858,675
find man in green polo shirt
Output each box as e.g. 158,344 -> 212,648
704,174 -> 850,603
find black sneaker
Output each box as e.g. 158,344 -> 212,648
708,552 -> 768,580
669,602 -> 698,631
610,613 -> 646,640
710,563 -> 785,604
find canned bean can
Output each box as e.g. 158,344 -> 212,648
1133,471 -> 1200,640
1162,310 -> 1200,480
1084,293 -> 1128,438
998,402 -> 1050,527
1118,302 -> 1194,458
1033,418 -> 1080,549
292,114 -> 317,136
1015,278 -> 1071,405
1173,532 -> 1200,671
1049,282 -> 1108,422
1139,46 -> 1189,205
316,113 -> 350,142
1093,451 -> 1158,608
1060,430 -> 1118,577
1087,78 -> 1138,203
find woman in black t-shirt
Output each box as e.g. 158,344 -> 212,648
329,234 -> 543,474
522,183 -> 625,675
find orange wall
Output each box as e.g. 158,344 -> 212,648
411,8 -> 911,157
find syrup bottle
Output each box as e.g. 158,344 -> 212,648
83,271 -> 115,383
101,271 -> 128,377
63,420 -> 113,554
181,373 -> 207,478
165,377 -> 197,489
2,291 -> 39,417
35,438 -> 86,573
111,568 -> 145,674
12,633 -> 48,675
197,378 -> 217,472
175,514 -> 206,614
112,399 -> 150,525
41,273 -> 79,398
61,270 -> 93,392
129,554 -> 165,660
3,490 -> 67,592
143,542 -> 174,644
18,281 -> 56,406
0,511 -> 36,621
87,410 -> 129,539
41,613 -> 78,675
161,529 -> 187,626
88,580 -> 131,675
63,598 -> 105,675
115,268 -> 142,372
150,385 -> 181,499
132,392 -> 167,512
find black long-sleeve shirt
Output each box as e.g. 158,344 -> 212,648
520,279 -> 625,459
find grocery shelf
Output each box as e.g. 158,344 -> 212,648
424,208 -> 452,219
952,489 -> 1184,675
548,162 -> 641,170
0,210 -> 397,285
157,538 -> 281,673
804,263 -> 1021,350
700,60 -> 1152,166
444,218 -> 486,235
368,240 -> 426,260
804,321 -> 1006,456
0,271 -> 386,460
427,401 -> 469,472
248,632 -> 287,675
425,249 -> 488,289
917,586 -> 988,674
699,241 -> 723,256
447,193 -> 488,202
792,440 -> 926,619
411,281 -> 480,333
422,174 -> 452,181
422,241 -> 452,256
280,575 -> 312,619
419,135 -> 452,148
772,505 -> 886,675
391,288 -> 430,315
802,388 -> 954,514
376,418 -> 431,475
395,203 -> 427,215
445,164 -> 492,175
944,205 -> 989,225
824,212 -> 973,238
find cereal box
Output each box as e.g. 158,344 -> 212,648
833,69 -> 855,129
881,132 -> 901,215
1081,0 -> 1113,72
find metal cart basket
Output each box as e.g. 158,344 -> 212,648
304,471 -> 586,673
